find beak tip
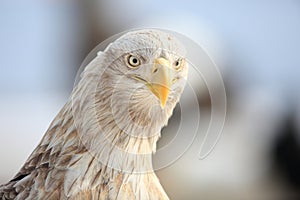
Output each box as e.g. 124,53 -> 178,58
160,101 -> 167,108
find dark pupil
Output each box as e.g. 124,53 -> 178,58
132,58 -> 137,64
175,61 -> 179,66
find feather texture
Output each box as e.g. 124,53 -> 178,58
0,29 -> 187,200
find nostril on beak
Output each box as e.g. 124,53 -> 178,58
152,67 -> 158,73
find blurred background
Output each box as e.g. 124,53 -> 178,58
1,0 -> 300,199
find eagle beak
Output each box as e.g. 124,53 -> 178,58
147,57 -> 172,108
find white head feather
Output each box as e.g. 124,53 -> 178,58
71,29 -> 188,173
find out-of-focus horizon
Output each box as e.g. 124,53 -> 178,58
1,0 -> 300,199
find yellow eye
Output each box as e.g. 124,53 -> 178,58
174,58 -> 184,71
126,55 -> 141,68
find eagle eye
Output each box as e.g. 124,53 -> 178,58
174,58 -> 184,71
126,55 -> 141,68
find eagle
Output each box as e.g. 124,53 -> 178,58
0,29 -> 188,200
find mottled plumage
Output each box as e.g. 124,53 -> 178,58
0,29 -> 188,200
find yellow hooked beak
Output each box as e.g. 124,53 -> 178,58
147,57 -> 172,108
